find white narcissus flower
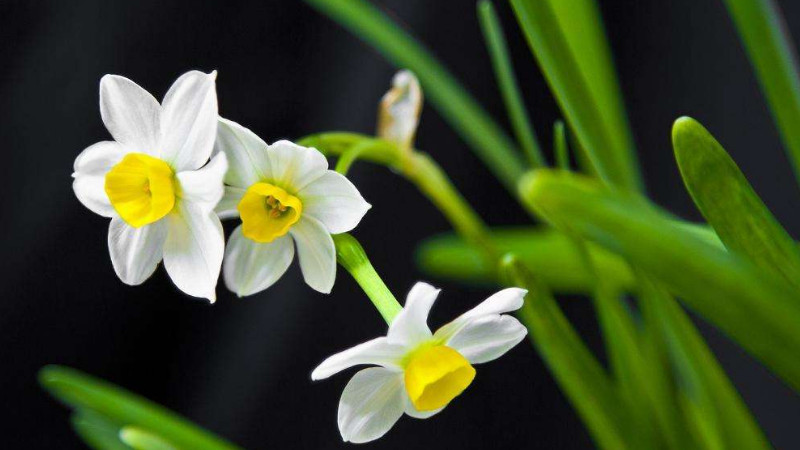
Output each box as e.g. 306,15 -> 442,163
377,70 -> 422,151
72,70 -> 227,302
213,119 -> 371,296
312,282 -> 528,443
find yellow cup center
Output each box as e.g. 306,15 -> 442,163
105,153 -> 176,228
404,345 -> 476,411
238,182 -> 303,243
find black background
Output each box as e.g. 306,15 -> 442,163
3,0 -> 800,448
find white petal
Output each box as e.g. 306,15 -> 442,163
160,71 -> 218,171
298,171 -> 371,234
265,140 -> 328,191
445,315 -> 527,364
162,201 -> 224,302
312,337 -> 405,381
434,287 -> 527,341
222,226 -> 294,297
214,118 -> 269,188
215,186 -> 246,220
99,75 -> 161,152
386,282 -> 439,346
290,216 -> 335,294
72,141 -> 126,217
176,152 -> 227,210
107,217 -> 167,285
338,368 -> 406,444
404,397 -> 443,419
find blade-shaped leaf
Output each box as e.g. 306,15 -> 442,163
519,170 -> 800,391
304,0 -> 526,191
39,365 -> 240,450
638,277 -> 772,450
415,228 -> 634,293
510,0 -> 642,192
673,116 -> 800,288
501,255 -> 631,449
477,0 -> 545,168
723,0 -> 800,185
71,409 -> 129,450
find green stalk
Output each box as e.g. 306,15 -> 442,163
301,133 -> 498,258
333,233 -> 402,324
477,0 -> 545,168
723,0 -> 800,184
304,0 -> 526,192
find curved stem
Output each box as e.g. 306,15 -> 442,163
333,233 -> 402,324
300,133 -> 499,259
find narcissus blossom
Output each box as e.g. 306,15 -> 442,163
214,119 -> 370,296
377,70 -> 422,152
72,70 -> 227,301
312,282 -> 528,443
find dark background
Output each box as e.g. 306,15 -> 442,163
2,0 -> 800,448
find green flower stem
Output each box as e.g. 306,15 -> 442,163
300,133 -> 499,259
477,0 -> 545,168
334,140 -> 371,175
333,233 -> 402,324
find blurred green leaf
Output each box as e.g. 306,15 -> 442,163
71,409 -> 130,450
673,116 -> 800,288
501,255 -> 631,449
639,278 -> 772,450
39,365 -> 240,450
519,170 -> 800,391
415,227 -> 634,293
304,0 -> 526,191
554,120 -> 569,170
510,0 -> 642,192
477,0 -> 544,168
723,0 -> 800,185
120,427 -> 178,450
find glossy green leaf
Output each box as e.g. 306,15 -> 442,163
723,0 -> 800,184
554,120 -> 569,170
673,116 -> 800,288
304,0 -> 526,191
71,409 -> 129,450
519,170 -> 800,391
415,227 -> 634,293
477,0 -> 545,168
638,278 -> 771,450
39,365 -> 240,450
501,255 -> 631,449
510,0 -> 642,192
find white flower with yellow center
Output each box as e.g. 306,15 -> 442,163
71,70 -> 227,301
312,282 -> 528,443
214,119 -> 371,295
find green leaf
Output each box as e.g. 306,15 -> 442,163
477,0 -> 545,168
501,255 -> 631,450
120,427 -> 178,450
71,409 -> 130,450
510,0 -> 642,192
518,170 -> 800,391
638,278 -> 772,450
39,365 -> 240,450
673,116 -> 800,288
304,0 -> 526,192
553,120 -> 569,170
723,0 -> 800,185
415,227 -> 634,293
